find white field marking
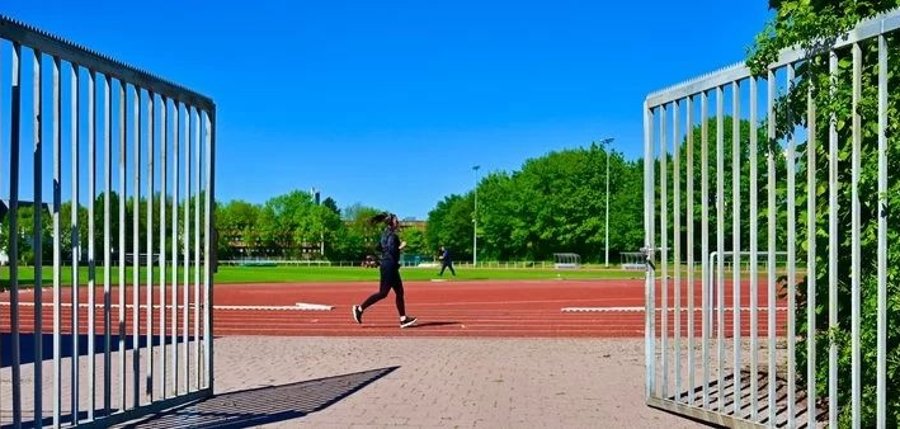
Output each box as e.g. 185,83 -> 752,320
413,299 -> 642,307
294,302 -> 334,311
561,306 -> 789,313
0,301 -> 334,311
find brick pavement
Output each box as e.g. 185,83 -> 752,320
200,337 -> 704,428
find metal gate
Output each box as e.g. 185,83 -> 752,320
643,9 -> 895,429
0,15 -> 216,428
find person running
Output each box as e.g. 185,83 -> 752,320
352,212 -> 417,328
438,245 -> 456,277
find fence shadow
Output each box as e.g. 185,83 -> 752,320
0,333 -> 190,367
120,366 -> 399,428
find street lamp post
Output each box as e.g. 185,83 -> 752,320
312,187 -> 324,256
599,138 -> 614,268
473,165 -> 480,267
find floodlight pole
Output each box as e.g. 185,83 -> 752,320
312,187 -> 324,256
599,138 -> 614,268
473,165 -> 480,267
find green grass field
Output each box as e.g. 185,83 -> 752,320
0,265 -> 642,288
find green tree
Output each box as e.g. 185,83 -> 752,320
426,194 -> 474,262
400,228 -> 429,258
258,190 -> 323,258
661,117 -> 787,264
426,144 -> 647,263
322,197 -> 340,216
338,204 -> 385,260
216,200 -> 260,259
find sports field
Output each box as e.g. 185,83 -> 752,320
0,265 -> 643,287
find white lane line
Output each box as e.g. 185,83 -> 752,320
561,306 -> 789,313
0,302 -> 334,312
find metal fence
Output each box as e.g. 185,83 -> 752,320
643,10 -> 895,429
0,16 -> 216,428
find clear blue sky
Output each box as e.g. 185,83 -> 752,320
5,0 -> 772,219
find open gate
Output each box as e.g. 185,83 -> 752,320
0,16 -> 216,428
644,9 -> 896,428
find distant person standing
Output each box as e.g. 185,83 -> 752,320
438,245 -> 456,277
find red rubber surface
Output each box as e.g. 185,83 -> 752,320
0,279 -> 788,338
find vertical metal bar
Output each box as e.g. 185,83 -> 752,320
203,110 -> 214,391
52,55 -> 62,429
828,51 -> 839,429
183,106 -> 191,393
171,103 -> 180,396
749,75 -> 760,422
876,33 -> 888,429
9,42 -> 23,429
145,93 -> 154,403
87,68 -> 97,422
643,101 -> 655,400
118,79 -> 127,412
32,48 -> 44,429
700,90 -> 710,409
660,104 -> 668,399
0,45 -> 3,428
31,50 -> 44,427
708,252 -> 714,337
673,99 -> 682,403
132,84 -> 141,409
103,74 -> 112,416
685,96 -> 695,405
159,97 -> 167,399
715,85 -> 725,411
194,106 -> 202,391
70,61 -> 81,424
786,63 -> 798,429
850,43 -> 861,429
767,68 -> 777,428
731,80 -> 742,417
806,62 -> 818,428
649,104 -> 657,399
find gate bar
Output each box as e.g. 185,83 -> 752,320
700,90 -> 710,410
766,68 -> 777,428
685,96 -> 695,405
748,76 -> 759,422
145,93 -> 155,403
715,85 -> 725,411
70,59 -> 81,425
660,103 -> 668,399
876,33 -> 888,429
827,51 -> 838,429
850,42 -> 862,429
730,80 -> 742,416
52,54 -> 62,429
673,99 -> 682,404
32,47 -> 44,429
786,63 -> 797,429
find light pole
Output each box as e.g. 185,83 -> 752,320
598,138 -> 614,268
473,165 -> 480,267
312,187 -> 324,256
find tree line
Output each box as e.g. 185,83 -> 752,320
214,194 -> 430,262
0,193 -> 207,265
426,143 -> 643,263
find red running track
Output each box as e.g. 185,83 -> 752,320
0,279 -> 788,338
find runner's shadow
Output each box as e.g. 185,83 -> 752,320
408,321 -> 458,328
122,366 -> 399,428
